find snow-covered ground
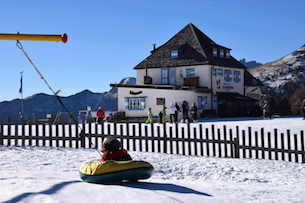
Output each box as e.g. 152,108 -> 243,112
1,146 -> 305,203
1,117 -> 305,202
199,116 -> 305,134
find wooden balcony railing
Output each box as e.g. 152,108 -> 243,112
183,77 -> 199,87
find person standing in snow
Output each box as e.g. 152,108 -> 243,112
182,101 -> 190,123
159,105 -> 167,123
174,102 -> 180,123
96,107 -> 105,124
262,97 -> 272,119
269,97 -> 275,119
169,103 -> 177,123
262,100 -> 268,119
190,103 -> 198,122
145,107 -> 153,123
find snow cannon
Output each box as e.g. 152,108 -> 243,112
0,33 -> 68,43
79,160 -> 154,183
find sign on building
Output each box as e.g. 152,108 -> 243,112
156,98 -> 165,105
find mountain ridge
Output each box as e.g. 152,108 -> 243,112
0,77 -> 136,122
249,44 -> 305,114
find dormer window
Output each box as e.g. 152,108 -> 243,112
226,50 -> 231,58
220,49 -> 224,58
171,50 -> 178,59
212,48 -> 218,57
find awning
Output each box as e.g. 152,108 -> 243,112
217,92 -> 258,102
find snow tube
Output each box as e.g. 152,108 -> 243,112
79,160 -> 154,183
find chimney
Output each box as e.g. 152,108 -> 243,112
151,43 -> 157,54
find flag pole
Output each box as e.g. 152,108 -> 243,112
19,71 -> 24,121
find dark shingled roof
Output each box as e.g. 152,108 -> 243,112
244,71 -> 264,87
134,23 -> 246,70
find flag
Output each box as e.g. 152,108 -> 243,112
19,74 -> 23,94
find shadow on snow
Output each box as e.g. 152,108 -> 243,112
115,181 -> 212,197
3,180 -> 81,203
4,180 -> 212,202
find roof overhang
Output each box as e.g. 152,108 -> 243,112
217,92 -> 258,102
110,84 -> 211,93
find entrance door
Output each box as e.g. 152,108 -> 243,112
161,68 -> 169,85
169,68 -> 176,85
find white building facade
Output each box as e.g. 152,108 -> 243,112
111,23 -> 259,118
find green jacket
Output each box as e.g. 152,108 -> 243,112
145,111 -> 153,123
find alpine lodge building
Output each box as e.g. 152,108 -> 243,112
111,23 -> 261,119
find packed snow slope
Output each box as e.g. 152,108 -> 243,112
1,146 -> 305,203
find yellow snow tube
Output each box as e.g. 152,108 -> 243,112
80,160 -> 154,183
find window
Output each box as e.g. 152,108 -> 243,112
212,68 -> 217,76
233,70 -> 241,83
220,49 -> 224,58
198,96 -> 208,109
156,98 -> 165,105
216,68 -> 223,76
171,50 -> 178,59
161,68 -> 169,84
125,97 -> 146,111
212,48 -> 218,57
226,50 -> 230,58
224,69 -> 233,82
185,68 -> 195,78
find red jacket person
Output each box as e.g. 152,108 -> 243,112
96,107 -> 105,123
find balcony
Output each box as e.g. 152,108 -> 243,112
183,77 -> 199,87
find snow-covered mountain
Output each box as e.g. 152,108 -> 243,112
249,45 -> 305,90
107,77 -> 136,95
239,58 -> 262,69
249,45 -> 305,114
0,77 -> 136,122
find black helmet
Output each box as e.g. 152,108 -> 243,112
102,136 -> 122,151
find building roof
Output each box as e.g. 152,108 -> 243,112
134,23 -> 246,70
244,70 -> 264,87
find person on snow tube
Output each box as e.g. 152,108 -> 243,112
100,136 -> 132,162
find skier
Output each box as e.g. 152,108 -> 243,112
99,136 -> 132,162
145,107 -> 153,123
96,107 -> 105,124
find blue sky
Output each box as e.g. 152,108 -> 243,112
0,0 -> 304,102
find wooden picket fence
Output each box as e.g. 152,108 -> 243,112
0,122 -> 304,163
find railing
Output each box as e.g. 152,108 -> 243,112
0,123 -> 304,163
183,77 -> 199,87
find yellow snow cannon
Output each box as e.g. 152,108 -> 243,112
0,33 -> 68,43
